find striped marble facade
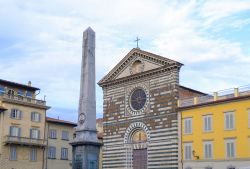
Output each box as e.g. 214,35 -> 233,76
100,67 -> 180,169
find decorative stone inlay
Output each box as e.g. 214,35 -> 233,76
125,83 -> 149,116
124,122 -> 150,144
78,113 -> 86,124
129,58 -> 145,75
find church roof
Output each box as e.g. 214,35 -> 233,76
98,48 -> 183,86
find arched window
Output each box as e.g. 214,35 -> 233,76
132,130 -> 147,143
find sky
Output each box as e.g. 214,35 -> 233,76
0,0 -> 250,122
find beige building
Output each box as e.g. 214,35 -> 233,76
45,117 -> 77,169
0,79 -> 50,169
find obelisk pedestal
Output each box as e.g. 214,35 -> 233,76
71,27 -> 101,169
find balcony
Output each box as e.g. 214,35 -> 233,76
178,85 -> 250,108
4,136 -> 46,147
0,93 -> 46,107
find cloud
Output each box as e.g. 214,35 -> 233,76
0,0 -> 249,121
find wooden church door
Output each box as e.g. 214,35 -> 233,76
133,148 -> 147,169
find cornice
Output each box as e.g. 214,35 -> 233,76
98,48 -> 183,85
98,62 -> 182,88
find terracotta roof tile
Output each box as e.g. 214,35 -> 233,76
46,117 -> 77,126
0,79 -> 39,91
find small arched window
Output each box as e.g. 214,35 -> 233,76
132,130 -> 147,143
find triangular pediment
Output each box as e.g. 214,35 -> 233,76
98,48 -> 182,85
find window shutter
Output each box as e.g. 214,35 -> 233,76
231,142 -> 235,157
19,111 -> 22,119
38,130 -> 40,139
208,117 -> 211,131
31,112 -> 33,121
10,109 -> 14,118
30,129 -> 32,138
226,142 -> 230,157
18,128 -> 21,137
9,126 -> 13,136
39,113 -> 41,122
231,113 -> 233,128
225,114 -> 228,129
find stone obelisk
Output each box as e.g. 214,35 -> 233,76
71,27 -> 101,169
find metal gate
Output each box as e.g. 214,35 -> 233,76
133,149 -> 147,169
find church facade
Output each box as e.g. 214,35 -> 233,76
98,48 -> 203,169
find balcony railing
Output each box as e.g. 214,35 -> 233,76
4,136 -> 46,147
0,93 -> 46,106
178,85 -> 250,108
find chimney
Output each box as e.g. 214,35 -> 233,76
28,81 -> 32,86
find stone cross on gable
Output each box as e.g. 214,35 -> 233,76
135,36 -> 140,48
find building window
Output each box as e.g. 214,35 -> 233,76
185,167 -> 192,169
49,129 -> 57,139
31,112 -> 41,122
184,118 -> 192,134
225,139 -> 236,158
9,126 -> 21,137
17,90 -> 23,100
26,91 -> 32,102
204,141 -> 213,159
30,129 -> 40,139
203,115 -> 212,132
184,143 -> 192,160
0,85 -> 4,95
30,148 -> 37,161
10,146 -> 17,160
10,109 -> 22,119
224,112 -> 235,130
61,148 -> 68,160
227,166 -> 236,169
48,146 -> 56,159
26,91 -> 32,98
62,131 -> 69,140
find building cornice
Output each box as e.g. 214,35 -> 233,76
178,94 -> 250,111
98,62 -> 182,87
98,48 -> 183,85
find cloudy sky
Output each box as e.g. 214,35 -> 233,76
0,0 -> 250,122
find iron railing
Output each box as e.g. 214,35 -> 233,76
178,84 -> 250,107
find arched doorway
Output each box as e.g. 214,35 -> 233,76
124,122 -> 150,169
132,130 -> 147,169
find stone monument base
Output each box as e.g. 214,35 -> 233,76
71,142 -> 102,169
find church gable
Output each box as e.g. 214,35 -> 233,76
98,48 -> 182,85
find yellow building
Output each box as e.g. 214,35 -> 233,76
178,86 -> 250,169
45,117 -> 77,169
0,79 -> 50,169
